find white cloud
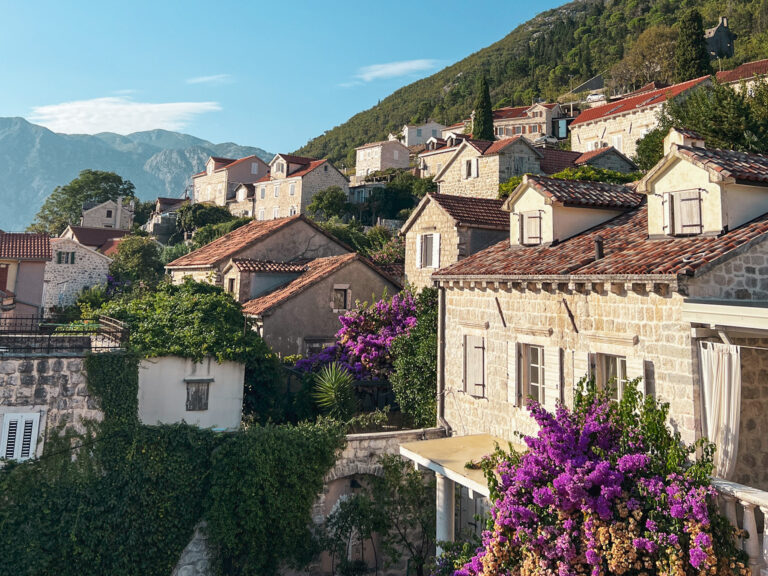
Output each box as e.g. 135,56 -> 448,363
186,74 -> 232,85
29,97 -> 221,134
354,59 -> 440,82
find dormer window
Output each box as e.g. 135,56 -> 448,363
662,190 -> 703,236
520,211 -> 542,245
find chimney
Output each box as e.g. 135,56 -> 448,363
594,236 -> 604,261
116,196 -> 123,228
663,127 -> 705,156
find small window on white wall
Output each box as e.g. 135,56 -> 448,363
274,185 -> 279,198
260,187 -> 266,199
251,163 -> 260,175
1,412 -> 40,461
258,208 -> 265,221
289,183 -> 295,196
611,134 -> 623,151
185,380 -> 211,411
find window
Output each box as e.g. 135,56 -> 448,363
227,278 -> 235,293
530,124 -> 539,133
611,134 -> 623,151
304,338 -> 335,356
1,413 -> 40,461
464,159 -> 472,179
332,287 -> 350,311
463,335 -> 485,398
258,208 -> 265,221
260,186 -> 266,199
185,380 -> 211,411
591,354 -> 628,401
663,190 -> 703,236
515,126 -> 523,135
324,164 -> 328,172
273,207 -> 279,219
417,128 -> 423,137
289,205 -> 297,216
509,344 -> 562,409
520,211 -> 542,245
274,184 -> 279,197
56,251 -> 76,264
431,129 -> 437,137
524,345 -> 545,404
106,209 -> 113,218
251,162 -> 260,175
416,233 -> 440,269
289,183 -> 295,196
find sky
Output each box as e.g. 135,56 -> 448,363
0,0 -> 564,153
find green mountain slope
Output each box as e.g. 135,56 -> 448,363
295,0 -> 768,163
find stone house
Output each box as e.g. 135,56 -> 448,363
390,121 -> 446,147
251,154 -> 349,221
0,231 -> 51,319
60,225 -> 130,253
418,134 -> 471,178
716,58 -> 768,94
401,194 -> 509,290
570,75 -> 710,156
399,130 -> 768,563
355,140 -> 410,179
539,146 -> 638,174
142,197 -> 189,244
433,136 -> 543,199
227,183 -> 255,218
192,155 -> 270,208
240,253 -> 401,356
705,16 -> 736,60
42,237 -> 111,315
439,103 -> 565,142
165,215 -> 350,286
80,197 -> 135,230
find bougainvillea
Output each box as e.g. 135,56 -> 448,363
457,382 -> 749,576
296,291 -> 417,379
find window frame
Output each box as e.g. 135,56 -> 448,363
523,344 -> 545,405
663,190 -> 703,237
331,284 -> 351,312
185,379 -> 211,412
0,412 -> 40,461
520,211 -> 543,245
420,234 -> 434,268
593,353 -> 628,401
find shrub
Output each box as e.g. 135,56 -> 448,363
313,363 -> 358,421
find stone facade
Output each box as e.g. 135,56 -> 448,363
172,523 -> 211,576
492,103 -> 563,141
80,198 -> 134,230
43,238 -> 111,314
400,122 -> 445,147
585,149 -> 638,173
570,105 -> 661,157
418,146 -> 459,179
0,355 -> 99,460
355,140 -> 410,177
193,156 -> 269,207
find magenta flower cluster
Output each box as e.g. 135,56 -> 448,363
295,291 -> 417,379
457,398 -> 732,576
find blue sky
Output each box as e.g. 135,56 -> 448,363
0,0 -> 563,153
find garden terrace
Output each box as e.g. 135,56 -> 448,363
0,315 -> 128,356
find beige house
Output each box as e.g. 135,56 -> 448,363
43,237 -> 111,315
227,183 -> 255,217
717,58 -> 768,94
440,103 -> 564,142
418,134 -> 471,178
399,130 -> 768,564
0,231 -> 51,318
355,140 -> 410,179
142,197 -> 189,244
401,194 -> 509,290
240,253 -> 401,356
80,197 -> 134,230
390,121 -> 446,146
539,146 -> 638,174
251,154 -> 349,221
570,76 -> 710,156
433,136 -> 543,199
192,155 -> 270,208
165,215 -> 350,286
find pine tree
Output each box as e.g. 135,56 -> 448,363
472,76 -> 495,141
675,9 -> 712,82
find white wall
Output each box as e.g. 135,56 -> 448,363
138,356 -> 244,430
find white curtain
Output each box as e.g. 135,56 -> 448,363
699,341 -> 742,479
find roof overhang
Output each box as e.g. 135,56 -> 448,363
399,434 -> 512,497
432,273 -> 679,287
683,299 -> 768,332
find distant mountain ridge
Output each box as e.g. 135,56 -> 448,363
0,117 -> 272,231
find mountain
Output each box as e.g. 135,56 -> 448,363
295,0 -> 768,163
0,117 -> 272,231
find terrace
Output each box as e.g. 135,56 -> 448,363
0,315 -> 129,356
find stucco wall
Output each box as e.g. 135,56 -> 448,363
43,238 -> 111,314
12,261 -> 46,315
138,356 -> 244,430
193,170 -> 229,206
81,199 -> 134,230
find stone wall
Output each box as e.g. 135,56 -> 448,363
405,199 -> 460,290
570,105 -> 661,157
44,238 -> 111,314
684,237 -> 768,300
587,150 -> 637,172
193,170 -> 229,206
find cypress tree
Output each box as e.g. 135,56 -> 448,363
675,9 -> 712,82
472,76 -> 495,140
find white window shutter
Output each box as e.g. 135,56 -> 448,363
507,341 -> 520,406
415,234 -> 422,269
625,356 -> 646,398
432,233 -> 440,268
662,192 -> 672,235
543,347 -> 562,411
573,352 -> 591,391
1,413 -> 40,461
472,158 -> 479,178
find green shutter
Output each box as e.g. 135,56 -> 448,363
57,252 -> 62,264
70,252 -> 75,265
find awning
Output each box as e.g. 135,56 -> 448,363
399,434 -> 512,498
683,299 -> 768,332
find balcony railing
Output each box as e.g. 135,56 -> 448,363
713,478 -> 768,576
0,315 -> 129,356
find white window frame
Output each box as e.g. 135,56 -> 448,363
592,353 -> 629,401
260,186 -> 266,199
1,412 -> 41,462
289,182 -> 295,196
272,207 -> 279,219
273,184 -> 279,198
258,208 -> 265,221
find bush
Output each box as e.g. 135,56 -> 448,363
312,363 -> 358,421
108,235 -> 164,287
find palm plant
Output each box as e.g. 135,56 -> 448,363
313,363 -> 357,421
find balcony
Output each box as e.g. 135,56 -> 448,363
714,478 -> 768,575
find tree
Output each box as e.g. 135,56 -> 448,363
609,25 -> 677,92
306,186 -> 350,221
633,126 -> 668,171
472,76 -> 495,141
174,203 -> 234,239
191,217 -> 251,250
29,170 -> 135,235
675,9 -> 711,82
108,236 -> 164,287
132,200 -> 155,228
498,166 -> 642,200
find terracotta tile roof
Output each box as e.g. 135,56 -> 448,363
436,203 -> 768,279
463,136 -> 526,156
356,140 -> 405,150
192,171 -> 206,178
574,146 -> 621,165
676,145 -> 768,185
215,155 -> 262,172
571,76 -> 710,126
624,81 -> 669,97
242,253 -> 357,316
430,194 -> 508,229
539,149 -> 582,174
65,227 -> 130,249
99,237 -> 125,257
288,159 -> 329,178
716,59 -> 768,83
166,216 -> 301,268
0,232 -> 51,260
378,262 -> 405,281
210,156 -> 236,165
492,105 -> 530,120
231,258 -> 308,273
525,176 -> 643,209
276,153 -> 315,165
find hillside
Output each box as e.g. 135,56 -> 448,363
295,0 -> 768,163
0,118 -> 272,231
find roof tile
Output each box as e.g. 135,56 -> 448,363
526,176 -> 643,209
231,258 -> 308,273
430,194 -> 508,229
676,145 -> 768,185
0,232 -> 51,260
716,59 -> 768,84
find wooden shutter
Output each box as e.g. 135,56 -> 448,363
674,190 -> 702,235
57,251 -> 63,264
464,335 -> 485,397
662,193 -> 672,235
70,252 -> 75,265
543,347 -> 562,411
415,234 -> 423,269
472,158 -> 479,178
507,341 -> 521,406
186,381 -> 210,411
625,356 -> 647,398
1,413 -> 40,461
522,212 -> 542,245
432,233 -> 440,268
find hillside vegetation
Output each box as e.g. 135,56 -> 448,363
295,0 -> 768,163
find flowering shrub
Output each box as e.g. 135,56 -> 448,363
296,291 -> 417,379
458,381 -> 749,576
368,235 -> 405,266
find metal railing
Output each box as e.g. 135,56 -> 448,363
0,315 -> 129,356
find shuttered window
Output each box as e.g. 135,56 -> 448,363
526,345 -> 544,404
664,190 -> 703,236
463,335 -> 485,398
418,233 -> 440,268
464,159 -> 472,179
1,413 -> 40,461
185,380 -> 211,411
521,212 -> 542,245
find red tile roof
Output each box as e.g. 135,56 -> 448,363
571,76 -> 710,126
210,156 -> 236,165
99,237 -> 125,257
676,145 -> 768,186
464,136 -> 527,156
430,194 -> 508,229
492,105 -> 530,120
539,149 -> 582,174
0,232 -> 51,261
287,159 -> 329,178
166,217 -> 301,268
716,59 -> 768,84
65,227 -> 130,250
231,258 -> 308,273
524,176 -> 643,210
623,81 -> 670,97
216,155 -> 262,172
435,202 -> 768,279
574,146 -> 624,165
242,253 -> 357,316
276,153 -> 315,165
